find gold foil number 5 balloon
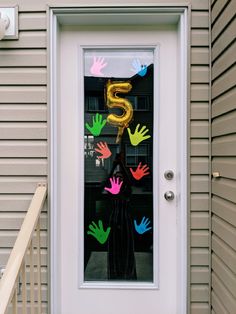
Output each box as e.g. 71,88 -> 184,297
106,80 -> 134,143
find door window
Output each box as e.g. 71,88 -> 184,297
83,49 -> 155,283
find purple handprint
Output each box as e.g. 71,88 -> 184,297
90,56 -> 107,76
104,177 -> 123,195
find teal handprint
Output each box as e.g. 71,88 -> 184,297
87,220 -> 111,244
85,113 -> 106,136
132,58 -> 147,77
134,217 -> 152,235
127,124 -> 151,146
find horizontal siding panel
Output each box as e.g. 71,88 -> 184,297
212,234 -> 236,274
19,13 -> 46,30
191,0 -> 209,10
211,290 -> 229,314
191,194 -> 209,211
0,212 -> 47,230
191,66 -> 209,83
23,266 -> 48,284
0,87 -> 47,103
191,175 -> 209,193
212,253 -> 236,298
0,104 -> 47,122
212,134 -> 236,156
0,68 -> 47,85
191,121 -> 209,138
191,12 -> 209,28
0,50 -> 47,67
0,159 -> 47,176
191,48 -> 209,65
0,230 -> 47,247
191,103 -> 209,120
212,18 -> 236,62
212,65 -> 236,100
191,248 -> 209,265
0,248 -> 47,266
0,177 -> 47,194
0,31 -> 46,49
191,267 -> 209,284
212,195 -> 236,223
0,195 -> 47,212
212,177 -> 236,203
191,157 -> 209,174
212,272 -> 236,313
191,29 -> 209,47
191,285 -> 209,302
191,139 -> 209,156
212,156 -> 236,179
212,0 -> 236,43
212,111 -> 236,137
190,303 -> 209,314
212,214 -> 236,250
191,212 -> 209,229
191,230 -> 209,247
212,87 -> 236,118
211,0 -> 228,24
0,141 -> 47,157
191,84 -> 209,101
0,123 -> 47,139
212,41 -> 236,80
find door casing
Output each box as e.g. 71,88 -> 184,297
48,5 -> 189,314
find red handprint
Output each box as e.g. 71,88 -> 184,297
130,162 -> 150,180
104,177 -> 123,195
95,142 -> 112,159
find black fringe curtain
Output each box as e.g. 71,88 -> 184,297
108,198 -> 137,280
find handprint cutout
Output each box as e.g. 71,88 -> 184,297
132,58 -> 147,77
130,162 -> 150,180
90,56 -> 107,76
85,113 -> 106,136
134,217 -> 152,235
95,141 -> 112,159
104,177 -> 123,195
127,124 -> 151,146
87,220 -> 111,244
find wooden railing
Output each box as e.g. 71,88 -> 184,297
0,184 -> 47,314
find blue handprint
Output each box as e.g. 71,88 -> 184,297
134,217 -> 152,234
132,58 -> 147,77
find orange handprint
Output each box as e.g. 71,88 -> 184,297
130,162 -> 150,180
95,142 -> 112,159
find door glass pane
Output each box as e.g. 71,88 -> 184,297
84,49 -> 154,283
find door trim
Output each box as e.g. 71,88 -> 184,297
48,5 -> 189,314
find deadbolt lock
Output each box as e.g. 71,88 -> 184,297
164,170 -> 174,180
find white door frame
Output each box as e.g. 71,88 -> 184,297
48,5 -> 189,314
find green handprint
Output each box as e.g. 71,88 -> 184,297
127,123 -> 151,146
87,220 -> 111,244
85,113 -> 106,136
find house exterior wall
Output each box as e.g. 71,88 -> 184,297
211,0 -> 236,313
0,1 -> 211,313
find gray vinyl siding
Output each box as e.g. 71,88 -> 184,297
0,8 -> 48,314
0,1 -> 211,313
211,0 -> 236,313
190,2 -> 211,313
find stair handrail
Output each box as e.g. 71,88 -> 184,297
0,183 -> 47,314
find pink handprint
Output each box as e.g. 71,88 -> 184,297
104,177 -> 123,195
95,142 -> 112,159
90,56 -> 107,76
130,162 -> 150,180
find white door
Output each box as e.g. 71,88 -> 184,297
54,23 -> 185,314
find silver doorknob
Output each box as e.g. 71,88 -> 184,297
164,191 -> 175,201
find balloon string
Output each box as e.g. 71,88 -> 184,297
116,126 -> 125,143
